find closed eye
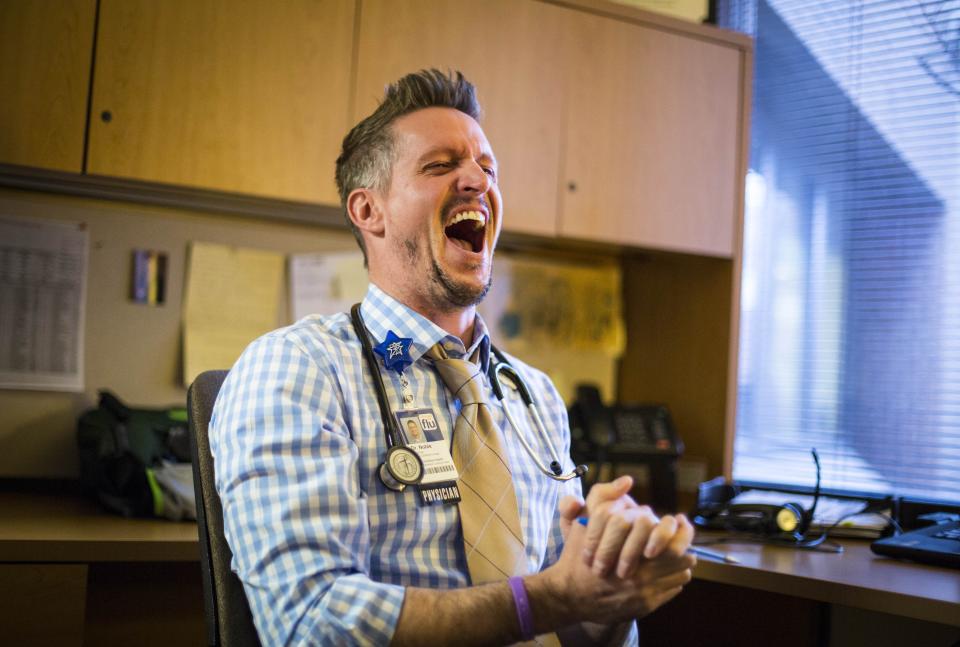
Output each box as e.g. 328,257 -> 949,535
425,161 -> 454,172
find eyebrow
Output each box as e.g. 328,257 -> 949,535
418,146 -> 497,168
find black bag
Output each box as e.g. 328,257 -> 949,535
77,390 -> 192,519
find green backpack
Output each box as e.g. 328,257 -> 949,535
77,390 -> 194,520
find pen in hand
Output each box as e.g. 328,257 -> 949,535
575,517 -> 740,564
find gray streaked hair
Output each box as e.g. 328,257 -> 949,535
334,69 -> 481,265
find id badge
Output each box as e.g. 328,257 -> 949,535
395,408 -> 461,504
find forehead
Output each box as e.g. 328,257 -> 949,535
391,107 -> 494,161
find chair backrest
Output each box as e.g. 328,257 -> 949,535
188,370 -> 262,647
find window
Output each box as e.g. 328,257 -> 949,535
719,0 -> 959,501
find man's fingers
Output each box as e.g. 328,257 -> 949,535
582,497 -> 646,566
558,495 -> 585,521
580,476 -> 635,564
558,495 -> 586,540
664,514 -> 695,557
653,567 -> 693,591
645,551 -> 697,581
584,476 -> 633,509
591,509 -> 636,575
615,512 -> 657,578
581,501 -> 616,564
643,515 -> 679,559
652,513 -> 694,560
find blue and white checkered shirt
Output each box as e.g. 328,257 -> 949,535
210,283 -> 586,645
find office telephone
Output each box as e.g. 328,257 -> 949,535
568,384 -> 683,510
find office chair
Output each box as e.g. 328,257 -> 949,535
188,370 -> 262,647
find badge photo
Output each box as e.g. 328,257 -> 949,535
397,410 -> 441,444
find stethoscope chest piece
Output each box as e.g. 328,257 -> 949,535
351,302 -> 586,490
379,445 -> 425,491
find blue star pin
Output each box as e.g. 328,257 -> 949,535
373,330 -> 414,373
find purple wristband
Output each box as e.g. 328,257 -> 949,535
508,575 -> 536,641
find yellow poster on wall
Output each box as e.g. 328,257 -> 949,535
182,241 -> 284,385
478,254 -> 625,403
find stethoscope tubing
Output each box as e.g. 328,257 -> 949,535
351,303 -> 586,486
351,304 -> 404,449
489,359 -> 581,481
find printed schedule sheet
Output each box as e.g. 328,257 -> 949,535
0,216 -> 88,391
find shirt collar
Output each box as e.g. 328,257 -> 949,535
359,283 -> 491,371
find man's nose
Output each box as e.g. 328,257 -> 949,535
457,160 -> 492,194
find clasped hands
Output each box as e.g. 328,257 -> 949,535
539,475 -> 696,627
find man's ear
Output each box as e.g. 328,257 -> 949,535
346,188 -> 385,236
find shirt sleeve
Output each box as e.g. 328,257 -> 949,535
210,333 -> 405,646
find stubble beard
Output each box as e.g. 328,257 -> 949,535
430,257 -> 492,309
402,238 -> 492,311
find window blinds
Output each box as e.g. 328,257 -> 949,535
719,0 -> 959,501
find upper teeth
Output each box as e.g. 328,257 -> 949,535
449,210 -> 485,229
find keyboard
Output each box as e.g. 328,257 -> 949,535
871,520 -> 960,568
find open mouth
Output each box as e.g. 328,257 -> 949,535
444,210 -> 486,253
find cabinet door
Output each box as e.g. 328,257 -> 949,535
0,0 -> 95,172
562,13 -> 742,257
353,0 -> 569,237
87,0 -> 354,205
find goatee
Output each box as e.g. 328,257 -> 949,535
431,257 -> 492,309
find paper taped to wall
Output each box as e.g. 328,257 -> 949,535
0,215 -> 88,391
182,241 -> 284,385
289,250 -> 366,321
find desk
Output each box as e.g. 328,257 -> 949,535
0,490 -> 199,561
691,536 -> 960,628
3,490 -> 958,645
0,489 -> 203,646
639,534 -> 960,646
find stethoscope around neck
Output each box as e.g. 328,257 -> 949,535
350,304 -> 587,493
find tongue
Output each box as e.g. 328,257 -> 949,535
445,218 -> 481,253
448,236 -> 473,252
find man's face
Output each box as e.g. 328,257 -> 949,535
374,107 -> 502,311
406,420 -> 420,438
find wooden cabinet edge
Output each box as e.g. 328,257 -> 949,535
538,0 -> 753,50
0,163 -> 346,230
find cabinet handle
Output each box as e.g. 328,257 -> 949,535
100,110 -> 112,123
567,181 -> 577,192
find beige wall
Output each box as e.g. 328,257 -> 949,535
0,188 -> 358,477
0,188 -> 619,478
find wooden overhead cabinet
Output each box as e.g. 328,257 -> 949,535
355,1 -> 746,251
86,0 -> 355,205
560,11 -> 743,257
0,0 -> 96,173
353,0 -> 570,237
0,0 -> 748,257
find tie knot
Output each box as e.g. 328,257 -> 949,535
427,344 -> 487,407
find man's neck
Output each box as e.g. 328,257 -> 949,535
372,281 -> 477,346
